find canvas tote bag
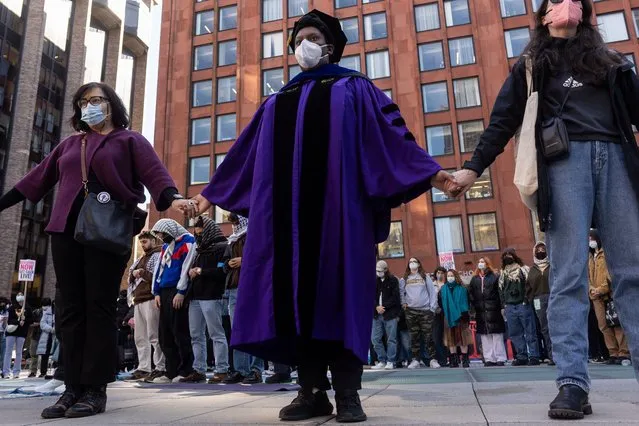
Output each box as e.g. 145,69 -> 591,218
513,57 -> 538,211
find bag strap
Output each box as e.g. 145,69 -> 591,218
525,56 -> 533,97
557,77 -> 573,116
80,135 -> 88,196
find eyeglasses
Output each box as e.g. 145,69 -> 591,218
549,0 -> 581,4
77,96 -> 109,108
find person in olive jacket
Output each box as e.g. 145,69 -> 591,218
371,261 -> 401,370
526,242 -> 553,366
468,257 -> 507,367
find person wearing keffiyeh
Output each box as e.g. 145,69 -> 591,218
526,242 -> 554,366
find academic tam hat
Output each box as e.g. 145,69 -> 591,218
288,9 -> 347,63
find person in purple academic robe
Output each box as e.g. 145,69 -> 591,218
185,10 -> 459,423
0,83 -> 191,419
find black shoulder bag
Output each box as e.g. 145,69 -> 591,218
540,77 -> 573,160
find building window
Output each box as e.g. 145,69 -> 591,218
633,9 -> 639,37
366,51 -> 390,79
215,154 -> 226,169
263,0 -> 283,22
336,0 -> 357,8
193,80 -> 212,107
195,10 -> 214,35
217,76 -> 236,103
219,6 -> 237,31
598,13 -> 629,43
626,54 -> 636,73
422,82 -> 449,113
500,0 -> 526,18
458,120 -> 484,152
505,27 -> 530,58
288,0 -> 307,17
435,216 -> 465,253
466,169 -> 493,199
363,0 -> 383,3
340,18 -> 359,44
263,32 -> 284,58
382,89 -> 392,100
289,65 -> 302,80
364,12 -> 387,40
190,157 -> 211,185
444,0 -> 470,27
469,213 -> 499,252
340,55 -> 361,71
432,169 -> 456,203
448,37 -> 475,67
415,4 -> 440,32
531,0 -> 542,12
418,42 -> 445,71
191,118 -> 211,145
218,40 -> 237,66
531,210 -> 545,243
193,45 -> 213,70
426,124 -> 454,156
216,207 -> 232,223
217,114 -> 236,141
264,68 -> 285,96
378,221 -> 405,259
453,77 -> 481,109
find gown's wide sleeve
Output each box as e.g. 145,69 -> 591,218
201,103 -> 267,217
352,79 -> 442,209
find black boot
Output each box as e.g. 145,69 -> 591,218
548,385 -> 593,420
449,354 -> 459,368
461,353 -> 470,368
335,390 -> 367,423
65,385 -> 107,418
41,386 -> 83,419
279,389 -> 333,421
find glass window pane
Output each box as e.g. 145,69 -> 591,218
263,68 -> 285,96
626,54 -> 636,73
218,40 -> 237,66
426,124 -> 454,156
531,210 -> 545,243
444,0 -> 470,27
217,76 -> 236,103
453,77 -> 481,108
217,114 -> 236,141
336,0 -> 357,8
289,65 -> 302,80
633,9 -> 639,37
598,13 -> 629,43
382,89 -> 392,100
193,44 -> 213,70
191,118 -> 211,145
435,216 -> 464,253
449,37 -> 475,67
422,82 -> 449,113
432,169 -> 456,203
219,6 -> 237,31
378,221 -> 405,259
364,13 -> 387,41
215,154 -> 226,169
415,4 -> 440,32
366,51 -> 390,79
458,120 -> 484,152
216,207 -> 231,223
190,157 -> 210,185
195,10 -> 214,35
363,0 -> 383,3
263,0 -> 283,22
531,0 -> 543,12
263,32 -> 284,58
419,42 -> 445,71
340,18 -> 359,44
192,80 -> 212,107
340,55 -> 361,72
288,0 -> 307,17
500,0 -> 526,18
465,169 -> 493,199
505,27 -> 530,58
469,213 -> 499,252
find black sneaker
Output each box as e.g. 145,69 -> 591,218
144,370 -> 168,383
528,357 -> 541,366
41,386 -> 83,419
242,370 -> 262,385
484,361 -> 496,367
265,373 -> 292,384
279,390 -> 334,421
28,373 -> 37,378
605,357 -> 618,365
65,385 -> 107,418
335,390 -> 367,423
222,371 -> 245,384
511,358 -> 529,366
548,385 -> 592,420
495,362 -> 506,367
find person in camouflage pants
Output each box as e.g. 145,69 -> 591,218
404,308 -> 436,364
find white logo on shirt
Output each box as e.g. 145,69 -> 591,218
563,77 -> 583,88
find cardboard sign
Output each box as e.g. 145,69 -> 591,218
438,252 -> 456,271
18,259 -> 36,282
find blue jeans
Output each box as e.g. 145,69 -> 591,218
547,141 -> 639,392
505,303 -> 539,360
397,330 -> 411,363
371,316 -> 398,363
227,289 -> 263,376
0,333 -> 5,368
189,299 -> 230,374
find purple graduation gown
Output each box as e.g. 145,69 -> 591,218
202,75 -> 442,364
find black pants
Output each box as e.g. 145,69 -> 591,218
51,234 -> 129,386
159,288 -> 194,379
274,363 -> 291,375
297,341 -> 363,393
54,288 -> 64,382
432,312 -> 449,364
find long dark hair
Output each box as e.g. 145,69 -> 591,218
403,258 -> 427,281
70,82 -> 130,132
525,0 -> 623,83
501,248 -> 524,269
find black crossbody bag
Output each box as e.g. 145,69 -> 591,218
540,77 -> 573,160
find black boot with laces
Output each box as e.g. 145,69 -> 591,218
41,386 -> 83,419
65,385 -> 107,418
335,390 -> 367,423
279,389 -> 333,421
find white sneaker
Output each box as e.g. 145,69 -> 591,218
34,379 -> 64,393
419,360 -> 427,368
152,375 -> 172,384
430,359 -> 441,369
172,376 -> 185,383
407,359 -> 420,369
385,362 -> 396,370
371,362 -> 386,370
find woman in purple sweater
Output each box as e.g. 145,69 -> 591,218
0,83 -> 189,418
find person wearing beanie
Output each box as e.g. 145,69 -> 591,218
370,261 -> 401,370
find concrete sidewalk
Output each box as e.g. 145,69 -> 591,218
0,366 -> 637,425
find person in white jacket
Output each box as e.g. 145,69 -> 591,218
36,299 -> 55,378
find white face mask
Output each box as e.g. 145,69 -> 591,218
295,39 -> 329,70
478,262 -> 486,271
447,277 -> 456,284
409,262 -> 419,272
16,295 -> 25,304
589,240 -> 598,250
376,271 -> 385,278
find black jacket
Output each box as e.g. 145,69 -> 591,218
374,275 -> 401,321
468,272 -> 505,335
6,305 -> 33,338
464,56 -> 639,231
526,265 -> 550,301
188,240 -> 229,301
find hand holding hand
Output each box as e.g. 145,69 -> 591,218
173,293 -> 185,310
452,169 -> 479,198
430,170 -> 461,198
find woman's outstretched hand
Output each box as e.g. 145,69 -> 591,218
451,169 -> 479,198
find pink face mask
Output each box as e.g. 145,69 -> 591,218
544,0 -> 583,30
